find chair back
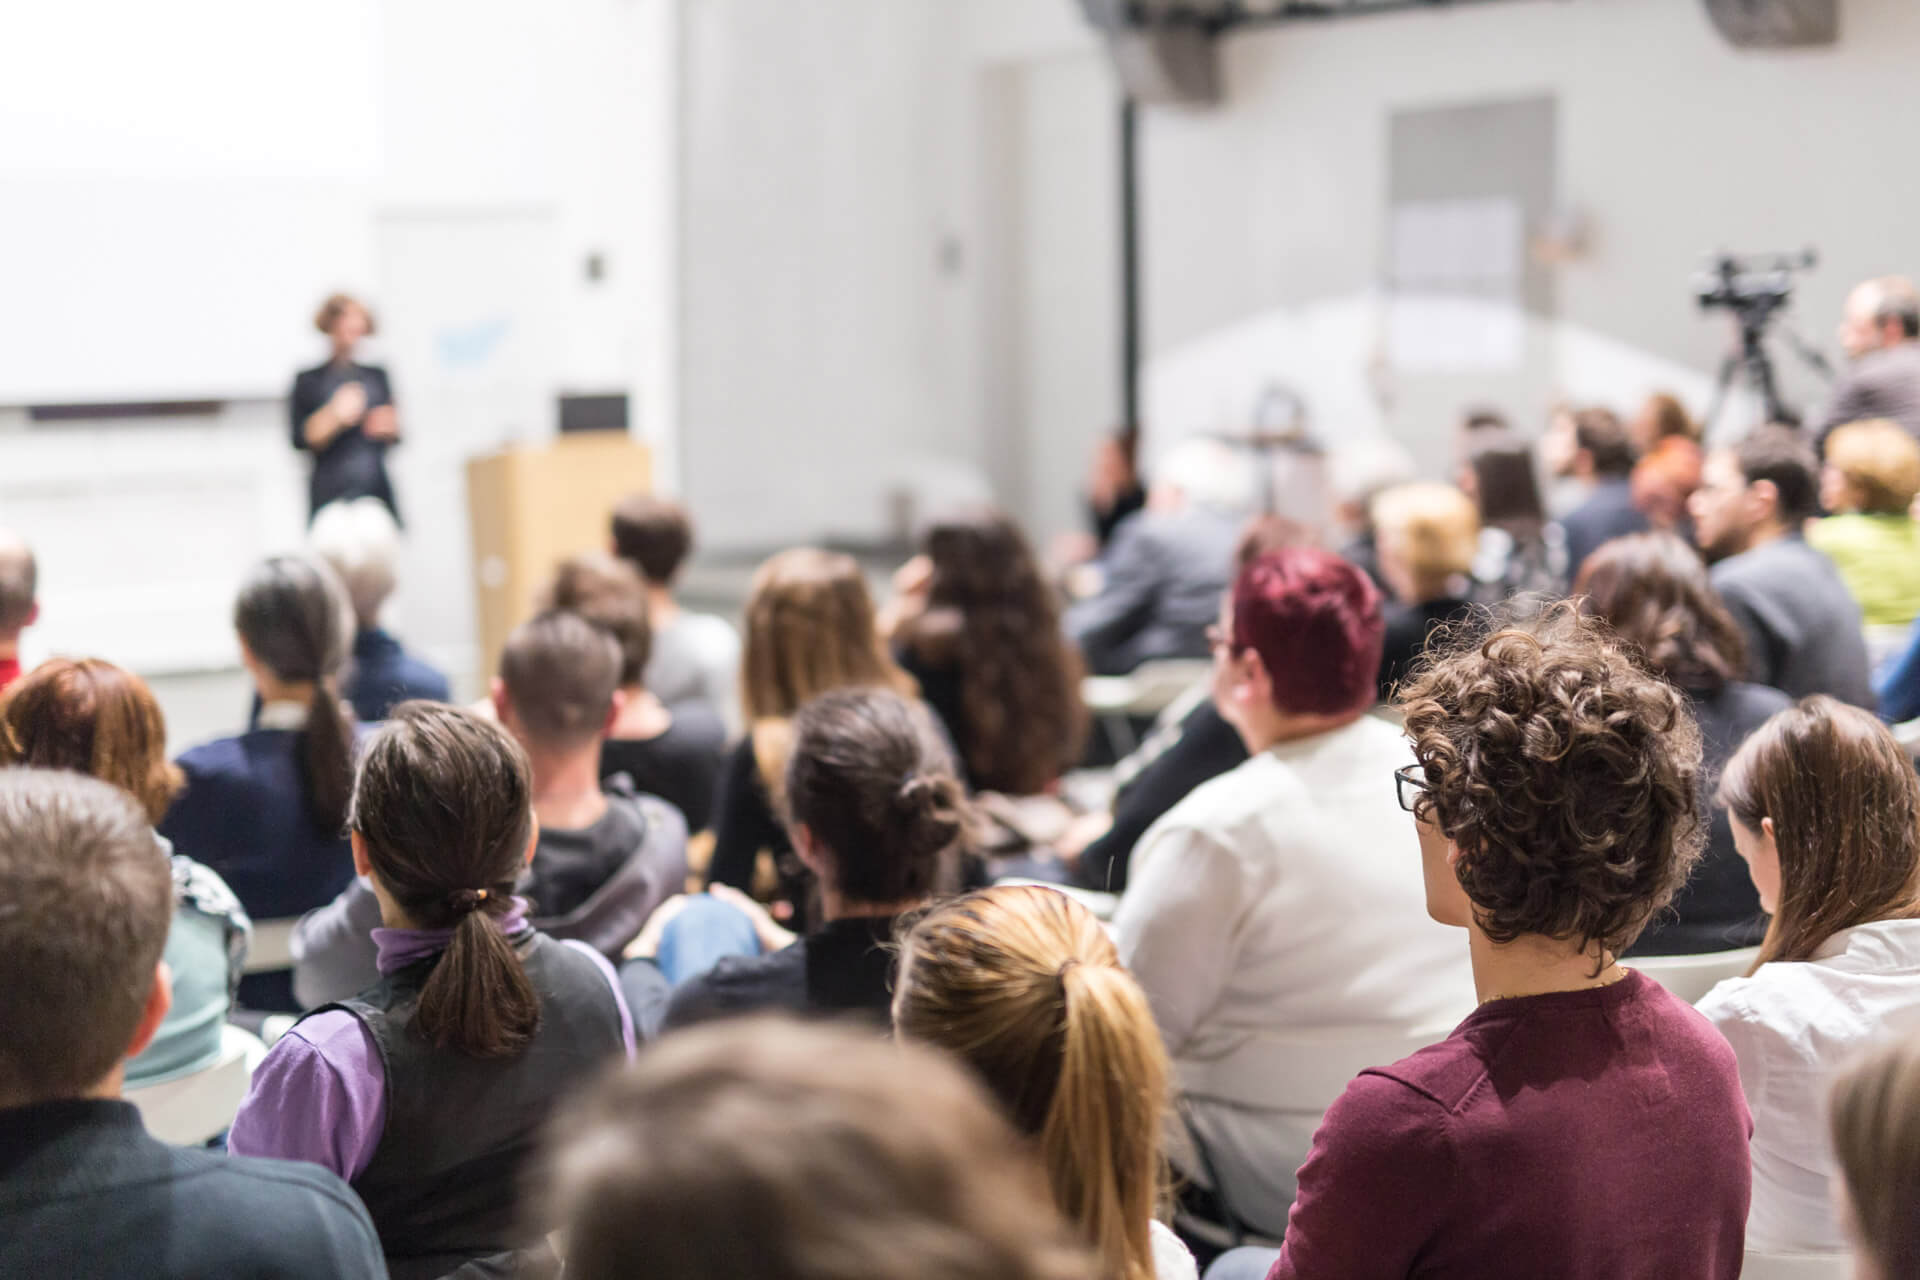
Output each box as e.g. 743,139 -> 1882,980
125,1023 -> 267,1146
242,917 -> 301,974
1741,1249 -> 1853,1279
1626,946 -> 1761,1005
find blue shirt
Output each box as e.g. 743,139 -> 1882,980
344,627 -> 450,723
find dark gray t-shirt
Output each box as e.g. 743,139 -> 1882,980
1710,534 -> 1873,709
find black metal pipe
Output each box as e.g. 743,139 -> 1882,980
1120,94 -> 1141,431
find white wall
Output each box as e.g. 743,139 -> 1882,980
4,0 -> 676,687
673,0 -> 1920,550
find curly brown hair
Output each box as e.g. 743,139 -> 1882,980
1399,605 -> 1705,958
1573,532 -> 1746,694
898,510 -> 1087,796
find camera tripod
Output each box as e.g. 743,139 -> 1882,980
1702,311 -> 1833,435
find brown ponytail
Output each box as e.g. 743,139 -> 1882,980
235,554 -> 355,834
352,702 -> 540,1058
895,886 -> 1170,1280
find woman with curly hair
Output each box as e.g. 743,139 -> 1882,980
885,509 -> 1087,796
1210,606 -> 1751,1280
1696,697 -> 1920,1255
1575,532 -> 1789,954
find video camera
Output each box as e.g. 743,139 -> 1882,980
1694,248 -> 1818,323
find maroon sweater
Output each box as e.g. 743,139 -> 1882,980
1270,970 -> 1751,1280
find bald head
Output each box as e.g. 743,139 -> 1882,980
1843,277 -> 1920,360
0,530 -> 35,638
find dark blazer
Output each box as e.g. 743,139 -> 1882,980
1554,477 -> 1650,578
291,360 -> 398,521
1820,342 -> 1920,447
158,728 -> 358,1010
344,627 -> 449,723
1065,507 -> 1238,676
1075,699 -> 1247,894
0,1100 -> 385,1280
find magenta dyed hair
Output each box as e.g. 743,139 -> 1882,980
1229,547 -> 1384,715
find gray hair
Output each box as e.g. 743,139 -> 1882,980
309,498 -> 401,627
0,528 -> 35,633
1151,437 -> 1257,517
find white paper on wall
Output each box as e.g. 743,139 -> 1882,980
1386,197 -> 1524,372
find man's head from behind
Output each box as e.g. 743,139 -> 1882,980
1841,277 -> 1920,361
539,1017 -> 1094,1280
1213,547 -> 1384,748
0,769 -> 173,1108
610,495 -> 694,588
494,610 -> 623,759
0,527 -> 37,647
1688,425 -> 1820,562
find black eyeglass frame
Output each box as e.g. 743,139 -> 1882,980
1394,764 -> 1429,814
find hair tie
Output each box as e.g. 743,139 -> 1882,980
449,887 -> 490,915
1056,958 -> 1080,984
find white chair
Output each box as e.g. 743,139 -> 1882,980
242,917 -> 301,974
1084,659 -> 1213,755
1626,946 -> 1760,1005
125,1023 -> 267,1146
1741,1248 -> 1853,1279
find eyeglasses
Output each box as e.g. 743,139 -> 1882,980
1394,764 -> 1429,813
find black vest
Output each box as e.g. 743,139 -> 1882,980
310,930 -> 625,1280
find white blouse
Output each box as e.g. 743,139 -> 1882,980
1696,917 -> 1920,1253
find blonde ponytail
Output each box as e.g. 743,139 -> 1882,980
894,886 -> 1171,1280
1049,961 -> 1168,1280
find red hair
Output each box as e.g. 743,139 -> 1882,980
1230,547 -> 1384,715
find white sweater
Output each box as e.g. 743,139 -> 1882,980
1114,715 -> 1476,1230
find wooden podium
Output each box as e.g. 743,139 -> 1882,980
466,432 -> 652,681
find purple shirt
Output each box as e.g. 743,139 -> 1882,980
228,900 -> 634,1181
1269,971 -> 1751,1280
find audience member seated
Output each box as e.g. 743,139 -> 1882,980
0,770 -> 384,1279
538,1017 -> 1096,1280
895,885 -> 1197,1280
1458,429 -> 1565,602
609,494 -> 742,729
885,508 -> 1087,796
545,552 -> 726,833
0,527 -> 34,694
157,554 -> 359,1011
1876,620 -> 1920,724
230,703 -> 634,1280
1326,437 -> 1416,595
1371,482 -> 1480,700
1809,417 -> 1920,630
1628,391 -> 1704,534
309,497 -> 450,721
1696,697 -> 1920,1255
1828,1033 -> 1920,1278
1065,437 -> 1250,675
498,611 -> 689,950
1820,275 -> 1920,447
291,616 -> 693,1005
1213,607 -> 1750,1280
0,659 -> 250,1087
1547,406 -> 1651,576
640,686 -> 964,1031
1689,425 -> 1875,706
1061,518 -> 1300,892
1114,548 -> 1474,1236
1575,535 -> 1789,954
706,547 -> 919,929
